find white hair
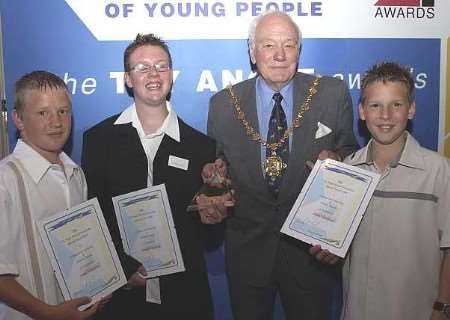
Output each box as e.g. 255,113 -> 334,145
248,9 -> 302,50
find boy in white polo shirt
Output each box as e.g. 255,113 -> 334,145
342,62 -> 450,320
0,71 -> 101,320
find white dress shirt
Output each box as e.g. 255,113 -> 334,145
0,140 -> 87,320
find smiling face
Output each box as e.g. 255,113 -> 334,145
250,14 -> 300,91
124,44 -> 173,109
13,88 -> 72,163
359,80 -> 415,150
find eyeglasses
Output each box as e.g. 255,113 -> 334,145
129,62 -> 170,73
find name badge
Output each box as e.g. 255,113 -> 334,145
168,155 -> 189,171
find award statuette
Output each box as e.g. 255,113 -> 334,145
187,173 -> 233,212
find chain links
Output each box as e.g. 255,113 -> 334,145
226,76 -> 322,154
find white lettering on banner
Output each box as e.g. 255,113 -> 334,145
82,78 -> 97,94
196,70 -> 258,92
415,73 -> 427,89
58,70 -> 427,95
197,70 -> 217,92
63,73 -> 97,95
110,72 -> 126,94
333,73 -> 361,90
222,69 -> 244,87
221,70 -> 259,87
333,72 -> 428,90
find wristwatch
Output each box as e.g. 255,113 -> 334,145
433,301 -> 450,318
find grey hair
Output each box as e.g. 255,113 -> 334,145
248,9 -> 302,50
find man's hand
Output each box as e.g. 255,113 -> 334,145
306,149 -> 342,170
196,192 -> 234,224
317,150 -> 342,161
430,309 -> 448,320
309,245 -> 340,265
46,297 -> 99,320
126,265 -> 147,288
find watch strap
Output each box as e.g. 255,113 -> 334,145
434,301 -> 450,318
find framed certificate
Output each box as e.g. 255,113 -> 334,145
280,159 -> 380,258
38,198 -> 126,309
112,184 -> 185,278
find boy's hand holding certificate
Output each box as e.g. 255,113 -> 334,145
281,159 -> 380,258
38,198 -> 126,310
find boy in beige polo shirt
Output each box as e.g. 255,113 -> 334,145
342,62 -> 450,320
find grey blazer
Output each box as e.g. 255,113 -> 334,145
208,72 -> 359,287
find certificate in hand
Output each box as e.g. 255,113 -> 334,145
112,184 -> 185,278
280,159 -> 380,258
38,198 -> 126,309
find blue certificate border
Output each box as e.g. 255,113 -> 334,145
41,204 -> 125,299
116,189 -> 182,273
287,162 -> 375,249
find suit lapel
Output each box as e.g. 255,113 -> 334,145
153,133 -> 179,185
112,123 -> 148,189
236,78 -> 272,198
153,119 -> 191,186
114,123 -> 148,173
278,74 -> 321,202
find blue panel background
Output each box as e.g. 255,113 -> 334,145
1,2 -> 440,161
0,1 -> 441,319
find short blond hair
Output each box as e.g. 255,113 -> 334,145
14,71 -> 70,114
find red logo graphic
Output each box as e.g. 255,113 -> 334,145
375,0 -> 434,6
375,0 -> 419,5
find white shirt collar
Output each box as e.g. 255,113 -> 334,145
114,102 -> 180,142
13,139 -> 78,183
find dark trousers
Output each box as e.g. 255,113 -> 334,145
228,246 -> 336,320
95,269 -> 213,320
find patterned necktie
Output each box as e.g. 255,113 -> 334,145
266,92 -> 289,197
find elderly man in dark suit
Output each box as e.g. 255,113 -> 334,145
81,33 -> 223,320
206,9 -> 359,320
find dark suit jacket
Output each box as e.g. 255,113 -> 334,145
81,113 -> 216,317
208,73 -> 359,288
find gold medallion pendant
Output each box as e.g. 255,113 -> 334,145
264,152 -> 287,178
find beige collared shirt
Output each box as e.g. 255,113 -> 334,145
341,132 -> 450,320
